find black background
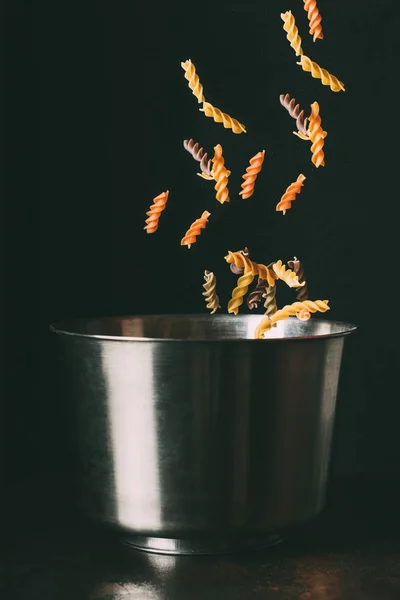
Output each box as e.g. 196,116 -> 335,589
4,0 -> 400,492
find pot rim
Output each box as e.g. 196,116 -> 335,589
49,314 -> 357,343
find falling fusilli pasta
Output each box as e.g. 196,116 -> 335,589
276,174 -> 306,215
239,150 -> 265,199
225,251 -> 277,287
212,144 -> 230,204
297,55 -> 345,92
272,260 -> 305,288
181,59 -> 205,103
180,211 -> 211,249
202,270 -> 221,314
262,285 -> 278,320
247,277 -> 269,310
230,247 -> 250,275
183,138 -> 213,179
279,93 -> 308,136
254,300 -> 330,338
200,102 -> 246,134
303,0 -> 323,42
227,268 -> 255,315
308,101 -> 325,168
143,190 -> 169,234
281,10 -> 303,57
287,257 -> 309,302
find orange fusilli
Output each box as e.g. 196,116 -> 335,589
144,190 -> 169,234
212,144 -> 230,204
276,174 -> 306,215
181,211 -> 211,249
303,0 -> 323,42
308,101 -> 325,168
239,150 -> 265,199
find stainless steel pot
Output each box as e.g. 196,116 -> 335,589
50,314 -> 356,555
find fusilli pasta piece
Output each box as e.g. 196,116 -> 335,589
202,270 -> 221,314
287,257 -> 309,301
181,59 -> 205,103
239,150 -> 265,199
276,174 -> 306,215
272,259 -> 305,288
254,300 -> 330,338
225,251 -> 277,287
281,10 -> 303,56
279,93 -> 308,136
308,101 -> 325,168
230,247 -> 250,275
303,0 -> 323,42
180,210 -> 211,249
247,277 -> 268,310
183,138 -> 212,179
200,102 -> 246,134
212,144 -> 230,204
263,285 -> 278,322
143,190 -> 169,234
297,55 -> 345,92
227,268 -> 255,316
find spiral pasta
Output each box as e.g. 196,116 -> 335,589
303,0 -> 323,42
200,102 -> 246,134
308,101 -> 325,168
230,247 -> 250,275
228,268 -> 255,315
181,59 -> 205,103
272,259 -> 305,288
143,190 -> 169,234
247,277 -> 268,310
279,93 -> 308,136
254,300 -> 330,338
262,285 -> 278,320
183,138 -> 212,179
281,10 -> 303,57
297,55 -> 345,92
287,257 -> 309,302
180,210 -> 211,249
202,270 -> 221,314
225,251 -> 277,287
276,174 -> 306,215
212,144 -> 230,204
239,150 -> 265,199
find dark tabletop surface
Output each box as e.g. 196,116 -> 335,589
4,474 -> 400,600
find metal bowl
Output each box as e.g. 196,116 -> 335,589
50,314 -> 356,554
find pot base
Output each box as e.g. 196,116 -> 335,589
121,532 -> 284,555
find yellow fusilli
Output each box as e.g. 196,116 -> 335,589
297,55 -> 345,92
200,102 -> 246,134
281,10 -> 303,56
227,269 -> 255,315
272,260 -> 305,288
254,300 -> 330,338
181,59 -> 205,103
